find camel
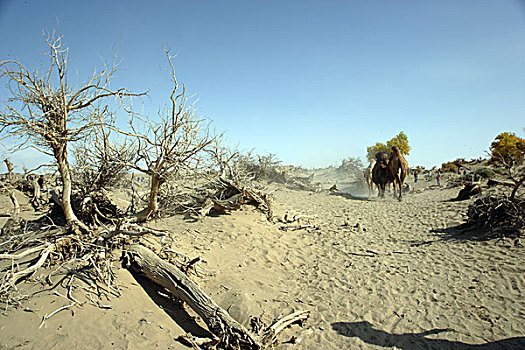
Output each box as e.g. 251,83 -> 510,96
388,146 -> 408,201
372,153 -> 392,198
364,159 -> 376,196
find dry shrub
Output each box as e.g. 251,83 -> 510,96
474,167 -> 496,179
441,162 -> 458,174
467,195 -> 524,238
441,158 -> 466,173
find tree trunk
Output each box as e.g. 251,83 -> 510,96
54,144 -> 88,232
510,177 -> 524,201
4,159 -> 14,182
134,175 -> 163,222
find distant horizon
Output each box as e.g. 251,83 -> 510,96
1,0 -> 524,172
0,145 -> 496,175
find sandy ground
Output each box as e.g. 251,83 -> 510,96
1,176 -> 524,349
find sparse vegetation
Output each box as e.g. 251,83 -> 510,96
489,132 -> 525,201
0,32 -> 145,232
440,158 -> 466,174
461,132 -> 525,238
474,167 -> 495,179
2,28 -> 523,350
366,131 -> 410,162
0,35 -> 311,350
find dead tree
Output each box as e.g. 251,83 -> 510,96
491,150 -> 525,201
0,32 -> 145,232
118,48 -> 213,222
4,158 -> 14,182
72,117 -> 135,196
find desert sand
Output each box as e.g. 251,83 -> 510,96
1,175 -> 524,349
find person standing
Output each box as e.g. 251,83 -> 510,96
436,171 -> 442,187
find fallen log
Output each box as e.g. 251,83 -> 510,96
124,244 -> 260,349
487,179 -> 514,187
451,183 -> 482,201
261,310 -> 310,347
124,244 -> 310,349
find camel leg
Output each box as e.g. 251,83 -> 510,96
396,176 -> 403,201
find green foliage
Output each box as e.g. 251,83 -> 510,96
386,131 -> 411,156
366,131 -> 411,162
366,142 -> 389,162
489,132 -> 525,167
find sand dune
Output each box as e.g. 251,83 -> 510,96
1,177 -> 524,349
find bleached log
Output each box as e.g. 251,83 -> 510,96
261,310 -> 310,346
1,238 -> 71,291
0,244 -> 48,260
125,244 -> 260,349
283,213 -> 318,223
103,226 -> 166,241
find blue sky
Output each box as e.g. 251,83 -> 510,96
0,0 -> 524,171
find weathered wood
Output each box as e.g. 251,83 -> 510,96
125,244 -> 261,349
1,238 -> 71,292
1,191 -> 22,235
9,191 -> 20,221
261,310 -> 310,346
0,244 -> 47,260
453,183 -> 482,201
487,179 -> 515,187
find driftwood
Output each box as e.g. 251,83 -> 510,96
487,179 -> 514,188
124,244 -> 309,349
0,237 -> 72,293
452,183 -> 482,201
125,244 -> 259,348
156,175 -> 273,221
283,213 -> 318,223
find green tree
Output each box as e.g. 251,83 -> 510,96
366,131 -> 410,162
387,131 -> 411,155
489,132 -> 525,200
489,132 -> 525,166
367,142 -> 389,162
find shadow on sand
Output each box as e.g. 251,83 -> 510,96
329,191 -> 373,202
407,221 -> 497,247
128,269 -> 212,338
332,321 -> 525,349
